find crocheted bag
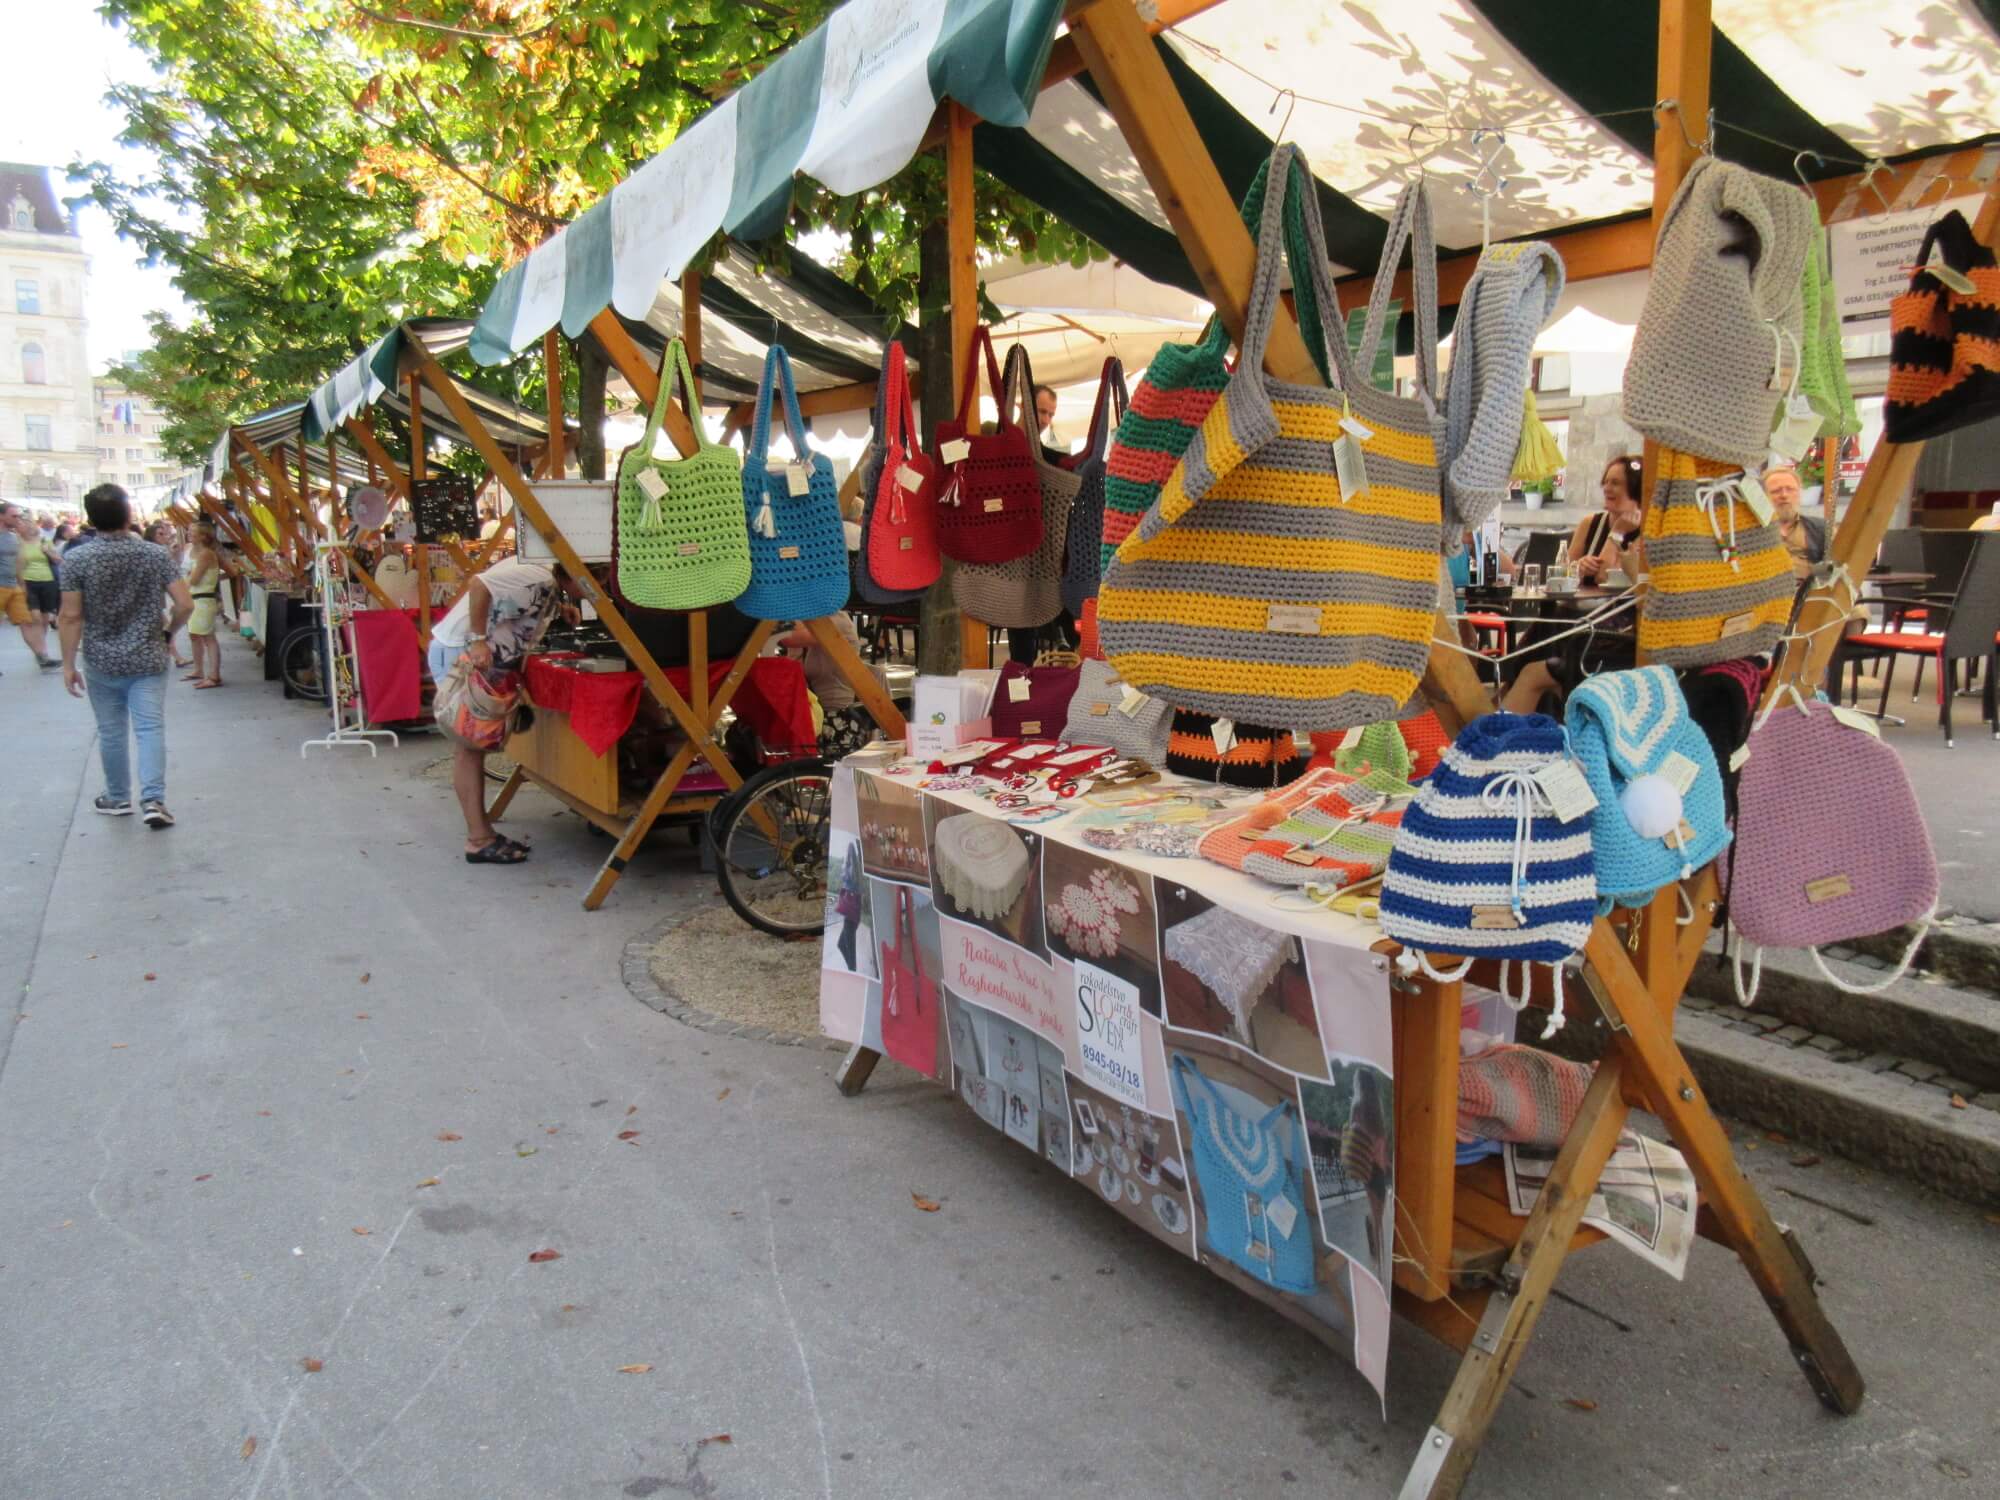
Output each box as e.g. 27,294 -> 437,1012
737,345 -> 848,622
1883,209 -> 2000,442
1098,152 -> 1331,571
932,326 -> 1042,565
856,340 -> 940,602
1565,665 -> 1730,910
1623,156 -> 1816,467
952,344 -> 1082,628
1164,710 -> 1302,789
1379,713 -> 1598,1032
1100,145 -> 1444,732
1198,765 -> 1414,889
1058,356 -> 1128,616
1169,1052 -> 1316,1294
1441,241 -> 1566,542
1062,658 -> 1171,763
1726,688 -> 1938,1004
879,885 -> 940,1076
614,338 -> 751,610
988,660 -> 1079,740
1638,447 -> 1793,667
1457,1043 -> 1593,1148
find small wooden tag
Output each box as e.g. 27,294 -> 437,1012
1020,720 -> 1040,735
1720,610 -> 1758,638
1090,702 -> 1111,716
1266,603 -> 1322,635
898,535 -> 914,550
676,541 -> 701,556
1470,906 -> 1525,930
982,497 -> 1004,513
1805,874 -> 1853,904
778,545 -> 801,560
1282,847 -> 1325,867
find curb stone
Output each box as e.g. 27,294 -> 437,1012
619,904 -> 848,1053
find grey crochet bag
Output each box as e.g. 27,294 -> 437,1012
1062,658 -> 1171,763
1623,157 -> 1816,467
1441,241 -> 1565,542
952,344 -> 1082,629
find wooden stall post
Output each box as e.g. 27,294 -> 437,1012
946,101 -> 993,672
542,329 -> 566,481
407,371 -> 433,641
344,415 -> 410,501
680,268 -> 703,392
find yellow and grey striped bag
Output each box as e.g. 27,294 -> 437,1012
1098,144 -> 1443,732
1638,447 -> 1793,667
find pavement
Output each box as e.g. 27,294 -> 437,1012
3,633 -> 1999,1500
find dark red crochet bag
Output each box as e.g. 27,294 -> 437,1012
932,326 -> 1043,564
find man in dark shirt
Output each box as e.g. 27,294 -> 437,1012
58,485 -> 194,828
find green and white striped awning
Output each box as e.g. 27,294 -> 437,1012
298,319 -> 558,447
469,0 -> 1067,367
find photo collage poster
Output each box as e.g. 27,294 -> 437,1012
819,761 -> 1395,1404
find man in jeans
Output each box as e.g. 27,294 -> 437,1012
58,484 -> 193,828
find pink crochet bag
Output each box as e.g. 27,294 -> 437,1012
1727,688 -> 1938,1003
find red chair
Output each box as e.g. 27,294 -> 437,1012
1849,531 -> 2000,746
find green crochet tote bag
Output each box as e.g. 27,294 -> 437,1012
614,337 -> 751,611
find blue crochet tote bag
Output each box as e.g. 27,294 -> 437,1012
738,344 -> 850,622
1379,712 -> 1598,1034
1565,665 -> 1730,911
1169,1052 -> 1316,1294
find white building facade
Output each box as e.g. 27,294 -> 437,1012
0,164 -> 96,510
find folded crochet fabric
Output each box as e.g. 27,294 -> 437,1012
1165,710 -> 1302,789
1623,157 -> 1816,467
1441,241 -> 1566,541
1379,712 -> 1597,963
1198,766 -> 1415,888
1458,1042 -> 1594,1147
1565,665 -> 1730,909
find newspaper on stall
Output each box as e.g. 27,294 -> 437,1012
1505,1131 -> 1698,1280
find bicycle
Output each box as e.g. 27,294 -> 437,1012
707,755 -> 833,938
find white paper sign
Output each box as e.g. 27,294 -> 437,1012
1828,195 -> 1984,332
1073,958 -> 1146,1111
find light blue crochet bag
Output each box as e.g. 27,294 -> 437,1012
1170,1052 -> 1316,1294
738,345 -> 849,622
1565,665 -> 1730,911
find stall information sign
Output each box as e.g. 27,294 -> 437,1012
1829,195 -> 1984,333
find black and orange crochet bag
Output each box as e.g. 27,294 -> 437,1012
1884,210 -> 2000,443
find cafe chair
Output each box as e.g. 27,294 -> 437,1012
1850,530 -> 2000,746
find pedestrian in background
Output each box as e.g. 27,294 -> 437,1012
1,502 -> 60,672
58,485 -> 194,829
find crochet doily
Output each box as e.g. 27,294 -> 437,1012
1164,905 -> 1297,1042
933,814 -> 1032,920
1047,869 -> 1143,958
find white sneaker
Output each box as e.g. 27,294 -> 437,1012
142,801 -> 175,829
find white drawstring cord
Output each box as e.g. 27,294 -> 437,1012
1495,959 -> 1567,1039
1731,908 -> 1934,1007
1695,473 -> 1745,571
1479,769 -> 1546,917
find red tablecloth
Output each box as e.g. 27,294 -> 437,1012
524,653 -> 815,759
346,608 -> 423,723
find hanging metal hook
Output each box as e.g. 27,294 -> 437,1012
1459,128 -> 1508,249
1269,87 -> 1298,145
1652,98 -> 1713,156
1793,150 -> 1824,195
1857,158 -> 1895,220
1911,171 -> 1967,207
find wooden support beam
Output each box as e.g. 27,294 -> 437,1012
344,416 -> 409,501
724,378 -> 882,434
327,436 -> 344,533
1391,974 -> 1461,1302
198,491 -> 260,559
945,100 -> 992,672
587,309 -> 699,458
543,329 -> 565,481
231,436 -> 308,560
408,372 -> 432,640
681,268 -> 703,392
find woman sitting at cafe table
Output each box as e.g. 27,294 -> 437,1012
1566,454 -> 1647,582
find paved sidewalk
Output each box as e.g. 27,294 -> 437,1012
1,637 -> 1997,1499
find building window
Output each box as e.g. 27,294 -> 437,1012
25,416 -> 52,451
99,446 -> 113,459
126,447 -> 142,461
15,279 -> 38,314
21,342 -> 46,384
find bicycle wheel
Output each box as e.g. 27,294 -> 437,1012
713,759 -> 833,937
279,626 -> 327,703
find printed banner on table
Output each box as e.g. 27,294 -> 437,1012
819,756 -> 1397,1407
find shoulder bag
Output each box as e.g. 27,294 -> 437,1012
878,885 -> 941,1077
738,344 -> 850,622
987,659 -> 1079,740
1884,209 -> 2000,442
1061,657 -> 1170,763
952,344 -> 1082,628
855,339 -> 941,602
1059,355 -> 1128,616
1637,446 -> 1792,668
1099,143 -> 1445,732
614,338 -> 751,610
932,326 -> 1042,564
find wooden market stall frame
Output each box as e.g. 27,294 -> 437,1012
822,2 -> 1998,1496
394,324 -> 906,910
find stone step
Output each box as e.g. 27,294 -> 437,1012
1557,1006 -> 2000,1207
1683,942 -> 2000,1092
1843,917 -> 2000,999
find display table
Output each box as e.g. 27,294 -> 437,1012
522,652 -> 815,759
819,747 -> 1406,1399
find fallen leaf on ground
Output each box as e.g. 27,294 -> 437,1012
241,1436 -> 257,1460
545,1126 -> 558,1134
1764,1130 -> 1789,1144
301,1358 -> 323,1373
625,1105 -> 637,1116
143,973 -> 156,982
716,1088 -> 731,1101
414,1177 -> 440,1189
111,1044 -> 128,1049
338,1068 -> 354,1076
701,1434 -> 732,1446
437,1132 -> 462,1142
1951,1094 -> 1968,1109
617,1364 -> 653,1374
528,1248 -> 562,1263
194,1174 -> 212,1183
355,1014 -> 370,1021
352,1227 -> 371,1236
1789,1154 -> 1822,1169
1562,1398 -> 1598,1413
516,1147 -> 538,1158
257,1110 -> 272,1118
359,973 -> 371,984
911,1194 -> 942,1213
617,1130 -> 640,1141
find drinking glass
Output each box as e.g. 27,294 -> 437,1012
1520,563 -> 1543,594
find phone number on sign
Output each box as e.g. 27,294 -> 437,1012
1080,1042 -> 1141,1094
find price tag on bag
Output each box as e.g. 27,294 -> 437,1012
1828,704 -> 1883,739
1728,742 -> 1751,772
1769,395 -> 1821,464
1659,749 -> 1700,797
1264,1195 -> 1299,1240
1333,432 -> 1369,504
786,464 -> 810,497
1117,685 -> 1146,717
1928,257 -> 1979,295
634,467 -> 669,502
896,464 -> 925,492
1533,757 -> 1598,823
939,438 -> 971,465
1209,717 -> 1236,756
1008,675 -> 1031,702
1737,471 -> 1774,525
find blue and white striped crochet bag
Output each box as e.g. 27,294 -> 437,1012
1565,666 -> 1730,911
1379,713 -> 1597,1034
